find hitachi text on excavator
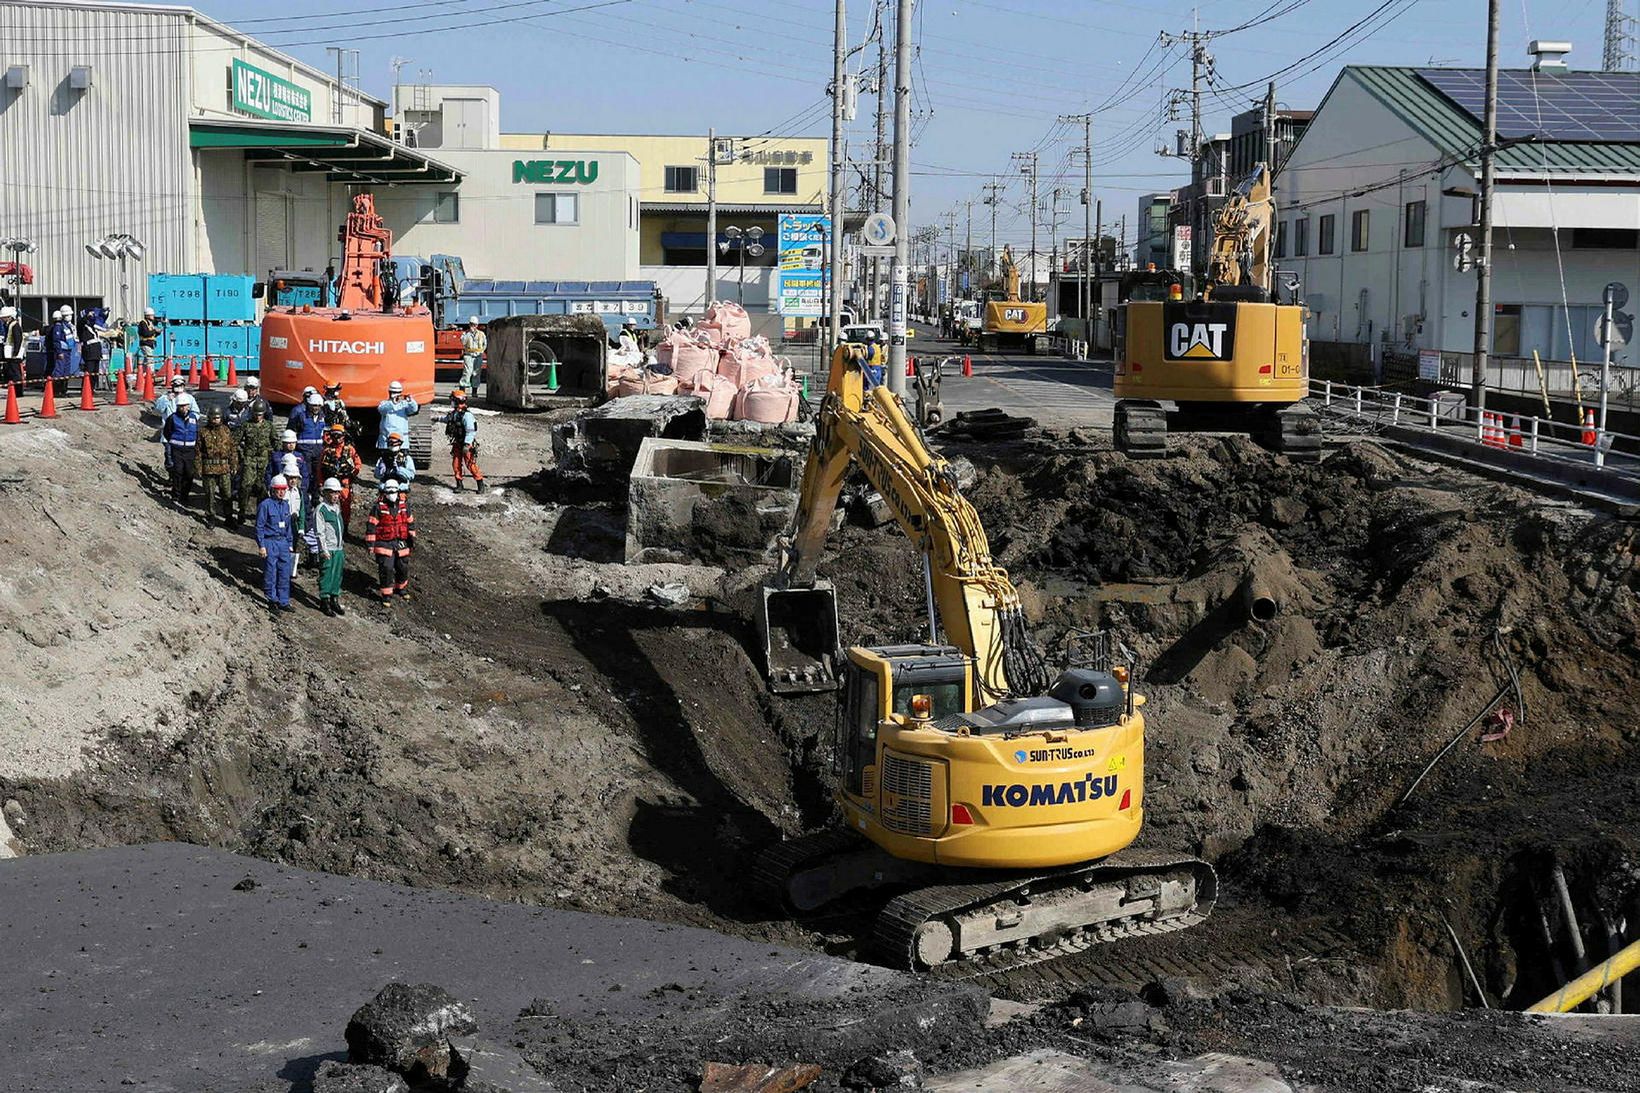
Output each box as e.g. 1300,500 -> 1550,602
753,343 -> 1215,972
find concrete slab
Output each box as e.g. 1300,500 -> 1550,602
625,437 -> 798,563
0,844 -> 982,1092
924,1049 -> 1296,1093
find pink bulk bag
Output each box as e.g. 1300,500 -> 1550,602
732,372 -> 799,424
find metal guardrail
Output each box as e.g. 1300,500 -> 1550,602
1311,379 -> 1639,474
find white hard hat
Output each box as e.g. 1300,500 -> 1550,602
231,388 -> 248,403
382,478 -> 401,492
281,429 -> 298,443
0,307 -> 15,319
282,454 -> 300,473
270,475 -> 289,490
468,316 -> 479,325
305,392 -> 322,406
388,380 -> 404,394
302,386 -> 317,397
321,477 -> 342,492
170,376 -> 187,388
175,392 -> 195,407
245,375 -> 261,387
144,307 -> 155,317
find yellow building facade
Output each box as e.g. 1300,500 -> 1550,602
499,132 -> 828,266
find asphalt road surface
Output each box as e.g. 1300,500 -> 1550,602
907,335 -> 1117,429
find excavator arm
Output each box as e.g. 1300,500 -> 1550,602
1206,163 -> 1273,294
335,193 -> 396,314
759,345 -> 1047,700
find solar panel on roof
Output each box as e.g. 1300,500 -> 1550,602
1415,68 -> 1640,143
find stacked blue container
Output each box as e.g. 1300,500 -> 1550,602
147,273 -> 261,373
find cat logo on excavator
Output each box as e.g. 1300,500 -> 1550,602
1167,320 -> 1232,360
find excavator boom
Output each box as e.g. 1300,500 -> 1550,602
760,345 -> 1045,699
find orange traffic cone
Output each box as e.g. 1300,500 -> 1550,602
1581,409 -> 1597,446
140,365 -> 155,401
197,356 -> 212,392
1507,413 -> 1523,448
186,356 -> 200,388
906,356 -> 916,378
114,370 -> 130,406
79,373 -> 97,411
962,355 -> 973,377
39,378 -> 56,419
163,358 -> 175,387
3,382 -> 19,425
226,355 -> 238,386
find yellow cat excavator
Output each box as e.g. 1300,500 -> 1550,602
754,344 -> 1215,970
976,245 -> 1050,356
1114,164 -> 1320,459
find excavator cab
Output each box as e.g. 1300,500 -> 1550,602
838,645 -> 972,797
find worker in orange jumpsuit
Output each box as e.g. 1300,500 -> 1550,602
317,423 -> 364,528
438,389 -> 486,493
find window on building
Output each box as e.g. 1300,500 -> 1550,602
1318,214 -> 1336,255
534,193 -> 579,225
1274,220 -> 1287,259
1351,209 -> 1370,252
1403,200 -> 1426,248
430,191 -> 459,224
1571,227 -> 1640,249
764,167 -> 798,195
1293,217 -> 1309,257
664,165 -> 698,193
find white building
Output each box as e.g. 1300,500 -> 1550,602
0,0 -> 465,323
1275,53 -> 1639,374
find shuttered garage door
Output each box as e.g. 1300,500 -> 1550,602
255,191 -> 291,275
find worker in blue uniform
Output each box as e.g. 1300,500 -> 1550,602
256,474 -> 296,612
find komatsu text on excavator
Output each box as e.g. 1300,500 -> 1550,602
1114,164 -> 1320,459
754,343 -> 1215,971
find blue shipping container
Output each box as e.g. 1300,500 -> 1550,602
149,274 -> 207,322
205,275 -> 256,322
162,325 -> 207,361
205,325 -> 259,371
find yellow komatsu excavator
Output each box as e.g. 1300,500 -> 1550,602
1114,164 -> 1320,459
976,245 -> 1050,356
754,344 -> 1215,971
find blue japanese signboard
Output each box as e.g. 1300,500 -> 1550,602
775,213 -> 830,317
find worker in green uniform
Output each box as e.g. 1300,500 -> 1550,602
314,477 -> 347,616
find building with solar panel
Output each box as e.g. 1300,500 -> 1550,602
1272,44 -> 1638,392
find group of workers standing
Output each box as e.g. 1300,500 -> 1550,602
152,374 -> 485,616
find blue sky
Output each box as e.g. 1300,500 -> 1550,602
196,0 -> 1619,251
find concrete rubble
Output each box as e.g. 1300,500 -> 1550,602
550,394 -> 706,484
625,437 -> 799,564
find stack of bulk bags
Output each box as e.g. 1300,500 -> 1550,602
698,300 -> 753,344
614,368 -> 680,398
681,370 -> 738,420
716,336 -> 777,389
656,329 -> 718,385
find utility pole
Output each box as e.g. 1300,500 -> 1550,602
827,0 -> 847,364
983,181 -> 1004,286
1472,0 -> 1499,421
706,128 -> 718,310
1011,151 -> 1038,299
1160,24 -> 1212,278
888,0 -> 913,396
870,3 -> 889,321
963,199 -> 973,299
1048,187 -> 1063,316
1264,80 -> 1277,292
1060,112 -> 1093,355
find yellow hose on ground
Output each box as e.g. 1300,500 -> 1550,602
1526,937 -> 1640,1013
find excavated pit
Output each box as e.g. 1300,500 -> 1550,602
4,408 -> 1639,1052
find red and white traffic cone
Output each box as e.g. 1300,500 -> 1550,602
79,373 -> 97,411
2,382 -> 19,425
906,356 -> 916,378
1507,413 -> 1523,448
962,355 -> 973,377
1582,409 -> 1598,446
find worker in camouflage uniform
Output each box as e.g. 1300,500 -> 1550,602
317,423 -> 364,529
197,406 -> 241,528
238,402 -> 277,524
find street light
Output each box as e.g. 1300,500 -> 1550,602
85,233 -> 146,322
0,236 -> 37,313
723,225 -> 765,307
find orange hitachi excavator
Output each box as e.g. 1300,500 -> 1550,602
260,193 -> 435,466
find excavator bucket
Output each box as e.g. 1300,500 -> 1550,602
758,582 -> 841,694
